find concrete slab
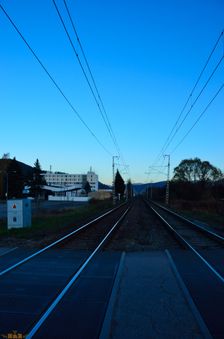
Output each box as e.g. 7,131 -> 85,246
0,247 -> 88,274
200,249 -> 224,277
169,249 -> 224,338
0,250 -> 90,334
0,247 -> 36,272
32,252 -> 121,339
1,249 -> 217,338
108,251 -> 206,339
0,247 -> 17,257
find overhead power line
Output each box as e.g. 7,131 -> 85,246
52,0 -> 126,167
171,81 -> 224,153
63,0 -> 121,152
152,29 -> 224,165
163,54 -> 224,152
0,3 -> 112,156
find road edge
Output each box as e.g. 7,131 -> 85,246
99,251 -> 126,339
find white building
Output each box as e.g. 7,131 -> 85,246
87,169 -> 99,192
43,168 -> 99,192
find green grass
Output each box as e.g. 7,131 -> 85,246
0,200 -> 113,240
177,209 -> 223,228
170,200 -> 224,229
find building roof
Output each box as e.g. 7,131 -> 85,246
41,184 -> 82,192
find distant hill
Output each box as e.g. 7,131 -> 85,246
133,181 -> 166,194
0,158 -> 34,199
98,181 -> 111,190
98,181 -> 166,193
0,158 -> 33,177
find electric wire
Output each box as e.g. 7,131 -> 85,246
171,81 -> 224,154
63,0 -> 121,155
52,0 -> 111,132
62,0 -> 128,175
161,30 -> 223,154
0,3 -> 112,156
163,53 -> 224,151
52,0 -> 126,168
152,30 -> 224,165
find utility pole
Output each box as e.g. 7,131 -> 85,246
112,156 -> 119,205
6,172 -> 8,200
150,181 -> 153,200
1,170 -> 16,200
164,155 -> 170,205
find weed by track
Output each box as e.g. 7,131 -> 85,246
0,200 -> 113,242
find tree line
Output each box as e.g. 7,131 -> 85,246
0,158 -> 46,200
171,157 -> 223,201
151,157 -> 224,202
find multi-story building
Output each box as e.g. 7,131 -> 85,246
87,169 -> 99,191
43,168 -> 98,192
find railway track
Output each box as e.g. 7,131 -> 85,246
0,202 -> 127,276
144,199 -> 224,338
146,200 -> 224,279
150,201 -> 223,246
1,198 -> 224,338
0,202 -> 131,338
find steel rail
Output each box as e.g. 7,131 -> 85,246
0,247 -> 18,257
150,200 -> 224,243
26,205 -> 131,338
0,203 -> 126,277
150,205 -> 224,285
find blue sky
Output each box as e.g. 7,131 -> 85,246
1,0 -> 223,184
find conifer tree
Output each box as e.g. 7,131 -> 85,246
115,170 -> 125,198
